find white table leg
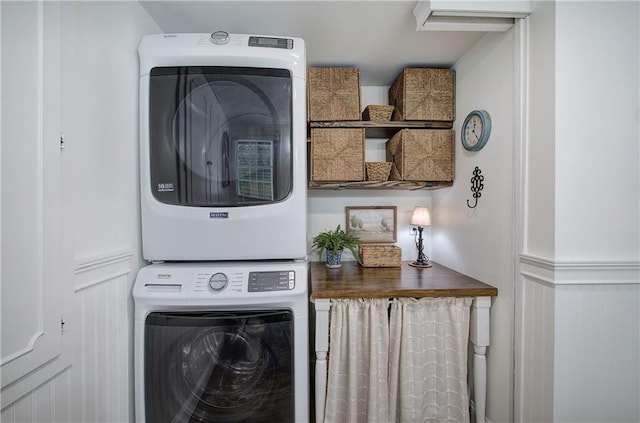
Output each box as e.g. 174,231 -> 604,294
313,299 -> 331,423
470,296 -> 492,423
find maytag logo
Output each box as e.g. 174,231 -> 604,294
210,212 -> 229,219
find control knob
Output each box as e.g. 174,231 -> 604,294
208,272 -> 228,291
210,31 -> 230,45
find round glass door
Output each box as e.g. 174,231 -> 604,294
148,67 -> 293,207
144,310 -> 294,423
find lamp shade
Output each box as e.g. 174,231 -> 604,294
410,206 -> 431,227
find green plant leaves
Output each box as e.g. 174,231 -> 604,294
311,225 -> 362,264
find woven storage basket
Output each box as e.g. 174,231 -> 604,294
359,245 -> 401,267
362,105 -> 394,121
389,68 -> 455,122
307,67 -> 361,121
386,129 -> 454,181
365,162 -> 392,181
311,128 -> 365,181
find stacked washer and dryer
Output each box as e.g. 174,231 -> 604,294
133,32 -> 309,423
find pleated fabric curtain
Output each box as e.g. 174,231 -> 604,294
388,297 -> 473,423
324,298 -> 391,423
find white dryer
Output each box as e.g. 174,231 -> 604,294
138,32 -> 307,262
133,260 -> 309,422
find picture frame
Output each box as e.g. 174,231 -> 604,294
345,206 -> 397,243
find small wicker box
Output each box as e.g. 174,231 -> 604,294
359,245 -> 401,268
362,105 -> 394,121
386,129 -> 454,181
307,67 -> 361,121
311,128 -> 365,181
365,162 -> 392,181
389,68 -> 455,122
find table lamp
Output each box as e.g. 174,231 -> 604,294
409,206 -> 432,268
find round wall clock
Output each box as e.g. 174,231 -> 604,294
461,109 -> 491,151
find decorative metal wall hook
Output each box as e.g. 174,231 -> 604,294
467,166 -> 484,209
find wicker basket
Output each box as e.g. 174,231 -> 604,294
386,129 -> 454,181
365,162 -> 392,181
389,68 -> 455,122
359,245 -> 401,267
362,105 -> 394,121
307,67 -> 361,121
311,128 -> 365,181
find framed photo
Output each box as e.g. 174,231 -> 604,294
345,206 -> 397,243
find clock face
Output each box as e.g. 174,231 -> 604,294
463,114 -> 483,147
461,110 -> 491,151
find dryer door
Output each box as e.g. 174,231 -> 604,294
144,310 -> 294,423
148,66 -> 292,207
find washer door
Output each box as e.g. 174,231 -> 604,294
144,310 -> 294,423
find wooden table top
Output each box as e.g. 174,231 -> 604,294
310,261 -> 498,299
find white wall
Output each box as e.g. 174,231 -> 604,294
524,0 -> 557,260
517,2 -> 640,422
307,86 -> 435,264
1,2 -> 160,421
554,1 -> 639,261
61,3 -> 159,421
515,3 -> 558,421
60,1 -> 155,258
431,29 -> 516,423
551,1 -> 640,421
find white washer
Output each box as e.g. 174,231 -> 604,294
133,260 -> 309,422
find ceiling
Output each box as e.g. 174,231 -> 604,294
139,0 -> 486,86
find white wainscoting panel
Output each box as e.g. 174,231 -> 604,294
3,250 -> 134,422
516,254 -> 640,423
554,283 -> 640,422
70,250 -> 134,423
0,367 -> 71,423
515,268 -> 555,423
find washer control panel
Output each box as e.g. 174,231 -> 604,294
191,270 -> 296,294
134,262 -> 307,304
249,271 -> 295,292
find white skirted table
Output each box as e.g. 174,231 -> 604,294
310,261 -> 498,423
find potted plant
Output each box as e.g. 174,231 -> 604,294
312,225 -> 362,268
